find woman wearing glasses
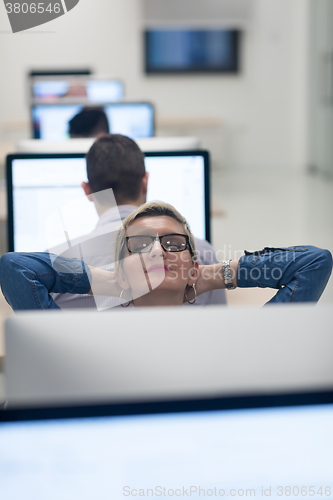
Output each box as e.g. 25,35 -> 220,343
0,201 -> 332,310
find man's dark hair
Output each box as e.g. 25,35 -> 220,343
86,134 -> 146,204
69,108 -> 110,138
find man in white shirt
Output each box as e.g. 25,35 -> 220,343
52,134 -> 226,309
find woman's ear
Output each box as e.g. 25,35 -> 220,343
116,267 -> 130,291
188,261 -> 199,287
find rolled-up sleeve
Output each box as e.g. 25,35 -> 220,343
237,246 -> 332,304
0,252 -> 92,311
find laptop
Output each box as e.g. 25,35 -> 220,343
6,150 -> 210,251
4,305 -> 333,408
31,102 -> 155,140
0,390 -> 332,499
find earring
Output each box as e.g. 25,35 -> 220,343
120,289 -> 132,307
185,283 -> 197,304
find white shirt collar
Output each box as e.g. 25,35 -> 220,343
96,205 -> 138,228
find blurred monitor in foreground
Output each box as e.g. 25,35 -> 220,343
3,306 -> 333,407
1,366 -> 332,498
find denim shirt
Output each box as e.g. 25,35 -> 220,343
0,246 -> 331,311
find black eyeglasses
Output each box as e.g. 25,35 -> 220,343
125,233 -> 191,254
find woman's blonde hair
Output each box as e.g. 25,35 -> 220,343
115,201 -> 197,267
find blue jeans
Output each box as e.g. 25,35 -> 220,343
237,246 -> 332,304
0,246 -> 331,310
0,253 -> 91,310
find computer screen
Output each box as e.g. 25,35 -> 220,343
7,152 -> 209,251
32,102 -> 155,140
0,395 -> 332,500
145,29 -> 240,73
31,77 -> 124,103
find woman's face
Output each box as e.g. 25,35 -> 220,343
118,215 -> 197,301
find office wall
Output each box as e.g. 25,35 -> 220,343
0,0 -> 309,170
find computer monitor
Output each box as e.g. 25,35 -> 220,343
3,306 -> 333,408
31,76 -> 124,103
31,102 -> 155,141
0,391 -> 332,499
6,151 -> 210,251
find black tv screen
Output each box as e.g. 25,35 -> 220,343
145,29 -> 240,74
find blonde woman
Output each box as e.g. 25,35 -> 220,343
0,202 -> 332,310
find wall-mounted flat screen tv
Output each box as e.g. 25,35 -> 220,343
145,29 -> 241,74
